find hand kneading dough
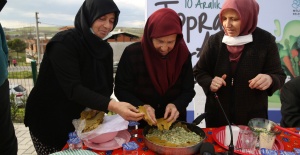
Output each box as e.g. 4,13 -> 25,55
138,106 -> 154,126
157,118 -> 173,130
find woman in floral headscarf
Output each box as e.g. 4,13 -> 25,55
193,0 -> 286,127
114,8 -> 195,128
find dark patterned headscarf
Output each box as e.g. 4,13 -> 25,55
0,0 -> 6,12
74,0 -> 120,59
74,0 -> 120,95
142,8 -> 190,95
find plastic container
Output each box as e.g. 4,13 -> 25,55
128,121 -> 139,138
224,125 -> 240,146
239,126 -> 258,154
259,132 -> 276,149
67,137 -> 83,149
67,132 -> 83,150
122,141 -> 139,155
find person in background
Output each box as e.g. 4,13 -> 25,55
280,76 -> 300,127
114,8 -> 195,128
193,0 -> 286,127
12,59 -> 16,66
24,0 -> 143,154
0,0 -> 18,154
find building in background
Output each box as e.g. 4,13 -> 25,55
24,27 -> 142,63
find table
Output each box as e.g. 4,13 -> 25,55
62,127 -> 300,154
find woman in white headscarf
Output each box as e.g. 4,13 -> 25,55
193,0 -> 286,127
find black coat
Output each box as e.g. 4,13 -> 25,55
24,29 -> 113,149
114,42 -> 195,127
280,76 -> 300,127
24,0 -> 120,149
193,27 -> 286,127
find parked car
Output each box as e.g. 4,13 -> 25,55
9,84 -> 27,106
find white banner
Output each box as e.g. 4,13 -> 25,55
146,0 -> 300,123
146,0 -> 300,66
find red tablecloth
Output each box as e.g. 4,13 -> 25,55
62,127 -> 300,154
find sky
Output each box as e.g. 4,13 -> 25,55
0,0 -> 146,28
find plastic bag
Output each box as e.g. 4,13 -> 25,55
72,113 -> 129,141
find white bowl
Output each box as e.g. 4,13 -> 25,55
89,131 -> 119,144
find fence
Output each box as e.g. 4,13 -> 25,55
8,61 -> 37,97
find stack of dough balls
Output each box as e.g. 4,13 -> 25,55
80,110 -> 105,133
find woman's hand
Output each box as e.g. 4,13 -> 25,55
143,104 -> 157,125
164,103 -> 179,123
249,74 -> 272,90
210,74 -> 227,92
108,99 -> 144,121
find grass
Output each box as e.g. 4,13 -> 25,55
8,50 -> 36,79
8,71 -> 33,79
10,93 -> 26,123
8,51 -> 31,66
9,51 -> 26,61
11,108 -> 25,123
5,26 -> 60,37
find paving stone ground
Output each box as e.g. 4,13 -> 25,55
13,123 -> 37,155
11,92 -> 121,155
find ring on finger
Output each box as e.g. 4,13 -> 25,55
215,83 -> 219,87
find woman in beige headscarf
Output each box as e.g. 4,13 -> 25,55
193,0 -> 286,127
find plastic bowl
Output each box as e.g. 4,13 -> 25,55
248,118 -> 282,149
88,131 -> 119,144
248,118 -> 281,135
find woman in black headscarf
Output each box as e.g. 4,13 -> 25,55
24,0 -> 143,154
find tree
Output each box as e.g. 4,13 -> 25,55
7,38 -> 27,53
